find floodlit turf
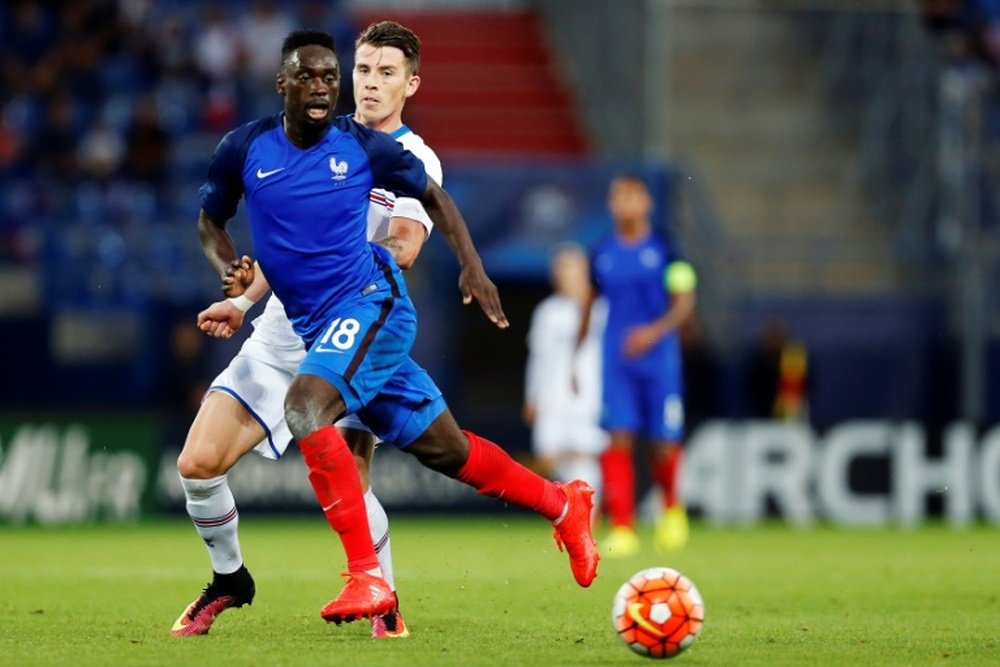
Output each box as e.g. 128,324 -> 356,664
2,517 -> 999,666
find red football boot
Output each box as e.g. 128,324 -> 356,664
320,571 -> 395,625
552,480 -> 600,587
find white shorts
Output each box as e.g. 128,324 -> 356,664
208,337 -> 368,461
532,407 -> 608,458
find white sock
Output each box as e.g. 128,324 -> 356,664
181,474 -> 243,575
364,489 -> 395,590
555,457 -> 603,522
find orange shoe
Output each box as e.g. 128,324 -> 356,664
371,595 -> 410,638
320,571 -> 395,625
552,480 -> 600,587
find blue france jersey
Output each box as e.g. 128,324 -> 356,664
199,114 -> 428,346
591,232 -> 681,366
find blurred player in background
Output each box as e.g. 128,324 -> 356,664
524,244 -> 607,515
588,173 -> 696,556
172,21 -> 437,639
196,28 -> 598,629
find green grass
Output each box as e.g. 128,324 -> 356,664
2,517 -> 998,666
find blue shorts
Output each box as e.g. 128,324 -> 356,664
296,260 -> 446,448
357,357 -> 447,447
601,355 -> 685,442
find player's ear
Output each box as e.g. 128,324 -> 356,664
405,74 -> 420,98
276,72 -> 286,97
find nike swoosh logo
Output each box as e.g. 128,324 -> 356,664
627,602 -> 666,638
322,499 -> 342,512
256,167 -> 285,179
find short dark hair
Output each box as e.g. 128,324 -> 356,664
281,29 -> 336,68
355,21 -> 421,75
611,171 -> 650,189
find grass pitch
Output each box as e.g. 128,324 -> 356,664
2,516 -> 998,666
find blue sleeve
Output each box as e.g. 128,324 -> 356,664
344,119 -> 428,198
198,129 -> 246,221
197,117 -> 277,221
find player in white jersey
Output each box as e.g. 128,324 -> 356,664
524,245 -> 608,515
171,21 -> 432,639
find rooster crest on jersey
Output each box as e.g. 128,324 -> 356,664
330,156 -> 349,180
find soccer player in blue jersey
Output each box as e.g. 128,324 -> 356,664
171,22 -> 440,639
196,29 -> 598,625
589,173 -> 697,556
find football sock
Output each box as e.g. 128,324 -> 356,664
456,430 -> 567,521
180,474 -> 243,575
600,448 -> 636,528
364,489 -> 395,590
300,425 -> 380,573
653,447 -> 683,508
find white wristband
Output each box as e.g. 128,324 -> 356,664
227,294 -> 256,313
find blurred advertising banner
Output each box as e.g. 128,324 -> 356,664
681,420 -> 999,527
0,414 -> 158,524
4,415 -> 1000,526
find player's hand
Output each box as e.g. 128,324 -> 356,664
459,263 -> 509,329
222,255 -> 255,297
624,323 -> 663,358
197,300 -> 245,339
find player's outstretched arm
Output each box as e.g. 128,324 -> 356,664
419,180 -> 509,328
376,215 -> 428,270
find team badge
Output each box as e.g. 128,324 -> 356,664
329,157 -> 349,181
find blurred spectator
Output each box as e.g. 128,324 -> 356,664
679,315 -> 722,431
78,117 -> 125,182
238,1 -> 294,118
30,93 -> 81,182
922,0 -> 1000,68
161,318 -> 211,424
193,5 -> 241,131
744,317 -> 811,422
124,95 -> 170,186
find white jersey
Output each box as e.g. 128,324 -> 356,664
209,126 -> 441,459
524,294 -> 608,456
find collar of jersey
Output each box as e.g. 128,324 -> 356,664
390,125 -> 411,139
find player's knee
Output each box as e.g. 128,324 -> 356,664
176,446 -> 223,480
285,377 -> 344,440
284,407 -> 312,442
284,391 -> 319,441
